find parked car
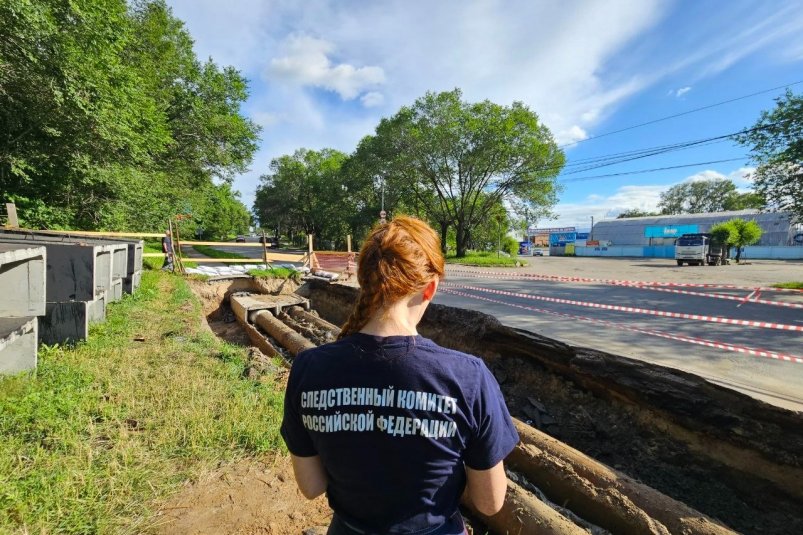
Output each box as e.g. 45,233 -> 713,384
532,249 -> 544,256
259,236 -> 280,247
235,235 -> 246,242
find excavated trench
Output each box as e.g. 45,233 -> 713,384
189,277 -> 803,535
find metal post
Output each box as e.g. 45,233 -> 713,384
590,216 -> 595,241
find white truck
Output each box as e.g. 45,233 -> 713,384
674,233 -> 728,266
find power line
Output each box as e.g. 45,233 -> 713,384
559,80 -> 803,149
558,157 -> 747,183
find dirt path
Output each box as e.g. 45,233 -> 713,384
150,456 -> 333,534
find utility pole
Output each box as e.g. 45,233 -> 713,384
590,215 -> 595,240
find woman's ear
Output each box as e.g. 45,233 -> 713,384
422,279 -> 438,301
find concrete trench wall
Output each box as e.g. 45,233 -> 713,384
0,244 -> 46,373
300,280 -> 803,532
0,231 -> 142,357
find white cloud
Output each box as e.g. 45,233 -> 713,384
360,91 -> 385,108
269,34 -> 385,100
556,125 -> 589,145
674,86 -> 691,97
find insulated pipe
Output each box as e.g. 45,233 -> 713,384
279,312 -> 322,343
240,320 -> 280,359
464,480 -> 586,535
287,306 -> 341,337
250,310 -> 315,356
510,419 -> 737,535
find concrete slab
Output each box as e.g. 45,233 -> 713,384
0,230 -> 143,291
0,238 -> 113,301
0,317 -> 37,374
124,270 -> 142,294
230,293 -> 309,324
0,244 -> 46,317
88,292 -> 107,324
110,278 -> 123,302
39,302 -> 89,345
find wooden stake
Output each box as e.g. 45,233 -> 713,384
261,230 -> 269,267
5,203 -> 19,227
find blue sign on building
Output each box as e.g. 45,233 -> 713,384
644,224 -> 699,238
576,232 -> 589,240
550,232 -> 577,246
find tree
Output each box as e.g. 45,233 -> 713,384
722,191 -> 766,211
0,0 -> 259,231
253,149 -> 357,248
349,89 -> 564,256
709,218 -> 763,263
616,209 -> 660,219
735,90 -> 803,222
658,178 -> 741,214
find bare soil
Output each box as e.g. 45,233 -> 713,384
150,455 -> 332,535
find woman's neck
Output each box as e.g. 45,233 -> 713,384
359,300 -> 419,337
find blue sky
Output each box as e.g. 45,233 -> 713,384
166,0 -> 803,230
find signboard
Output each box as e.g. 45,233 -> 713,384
529,226 -> 576,234
644,224 -> 699,238
550,231 -> 577,246
576,232 -> 589,240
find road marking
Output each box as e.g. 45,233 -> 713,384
440,288 -> 803,364
446,267 -> 803,294
442,282 -> 803,332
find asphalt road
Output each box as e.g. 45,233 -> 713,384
434,262 -> 803,411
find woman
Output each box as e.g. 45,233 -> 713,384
281,216 -> 518,534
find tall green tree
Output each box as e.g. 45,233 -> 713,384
0,0 -> 259,231
709,218 -> 763,263
657,178 -> 759,214
254,149 -> 357,248
349,89 -> 564,256
735,90 -> 803,222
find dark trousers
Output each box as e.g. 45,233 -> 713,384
327,512 -> 466,535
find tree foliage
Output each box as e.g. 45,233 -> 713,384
254,149 -> 363,248
735,90 -> 803,222
348,89 -> 564,256
0,0 -> 259,234
616,209 -> 661,219
658,178 -> 764,215
709,218 -> 763,263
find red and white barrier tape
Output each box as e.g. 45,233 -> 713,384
441,288 -> 803,364
638,286 -> 803,310
442,282 -> 803,332
446,267 -> 803,293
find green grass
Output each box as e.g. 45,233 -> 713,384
247,267 -> 298,279
190,244 -> 251,261
0,271 -> 286,533
445,251 -> 524,267
143,240 -> 197,270
772,281 -> 803,289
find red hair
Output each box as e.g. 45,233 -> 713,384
339,216 -> 445,338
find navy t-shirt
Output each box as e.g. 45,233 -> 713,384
280,333 -> 519,534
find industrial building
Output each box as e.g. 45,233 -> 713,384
591,210 -> 801,247
562,210 -> 803,259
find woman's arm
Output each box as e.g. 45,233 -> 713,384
290,454 -> 327,499
465,461 -> 508,516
